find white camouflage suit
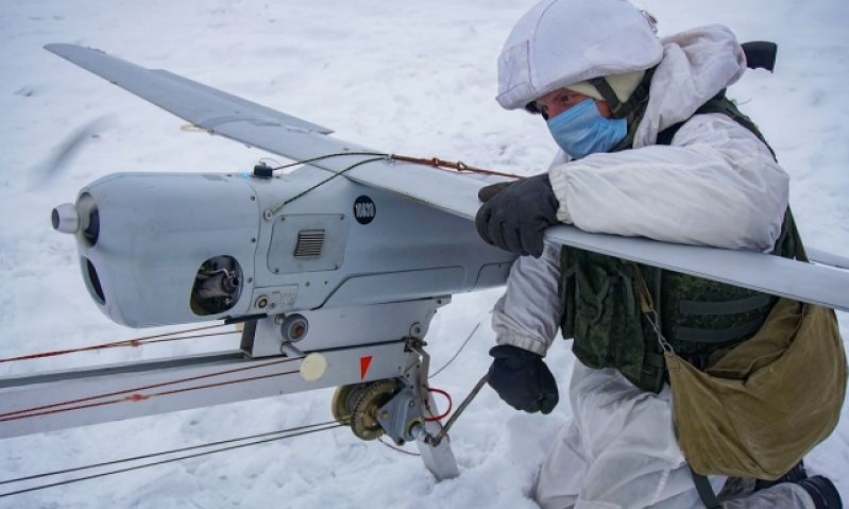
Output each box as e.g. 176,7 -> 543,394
492,2 -> 818,509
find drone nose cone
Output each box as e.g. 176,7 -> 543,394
52,203 -> 80,233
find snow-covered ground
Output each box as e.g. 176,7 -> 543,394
1,0 -> 846,507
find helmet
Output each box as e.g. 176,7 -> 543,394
496,0 -> 663,114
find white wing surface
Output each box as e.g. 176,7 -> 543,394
45,44 -> 849,312
45,43 -> 500,220
546,226 -> 849,312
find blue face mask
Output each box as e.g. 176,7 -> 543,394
546,99 -> 627,159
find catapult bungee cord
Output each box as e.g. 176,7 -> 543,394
0,421 -> 344,498
0,320 -> 485,443
0,319 -> 484,429
0,315 -> 486,497
0,323 -> 238,364
0,357 -> 301,423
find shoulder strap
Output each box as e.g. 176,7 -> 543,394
690,467 -> 722,509
656,91 -> 775,160
786,208 -> 809,262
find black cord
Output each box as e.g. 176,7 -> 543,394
0,421 -> 343,498
378,437 -> 421,457
429,323 -> 481,379
268,155 -> 388,216
270,151 -> 388,173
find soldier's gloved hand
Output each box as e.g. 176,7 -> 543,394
475,174 -> 559,258
477,181 -> 513,202
487,345 -> 559,414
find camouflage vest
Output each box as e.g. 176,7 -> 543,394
559,94 -> 797,394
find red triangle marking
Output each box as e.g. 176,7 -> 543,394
360,355 -> 373,380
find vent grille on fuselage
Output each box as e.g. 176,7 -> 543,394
294,229 -> 325,258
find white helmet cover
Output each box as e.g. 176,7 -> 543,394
496,0 -> 664,110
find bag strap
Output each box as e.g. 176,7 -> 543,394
786,208 -> 809,262
632,265 -> 720,508
690,467 -> 722,509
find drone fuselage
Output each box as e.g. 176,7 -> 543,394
53,164 -> 515,329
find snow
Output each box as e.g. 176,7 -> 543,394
0,0 -> 847,507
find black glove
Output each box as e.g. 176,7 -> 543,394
487,344 -> 559,414
477,181 -> 512,202
475,174 -> 559,258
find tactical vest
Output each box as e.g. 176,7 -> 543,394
559,94 -> 797,394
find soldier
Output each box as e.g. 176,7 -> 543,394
475,0 -> 843,508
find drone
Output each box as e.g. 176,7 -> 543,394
1,44 -> 847,483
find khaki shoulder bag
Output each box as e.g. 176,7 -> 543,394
633,263 -> 847,479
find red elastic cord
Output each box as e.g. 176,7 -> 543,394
424,387 -> 453,422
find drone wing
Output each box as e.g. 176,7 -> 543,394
45,43 -> 498,220
45,44 -> 849,312
545,226 -> 849,312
